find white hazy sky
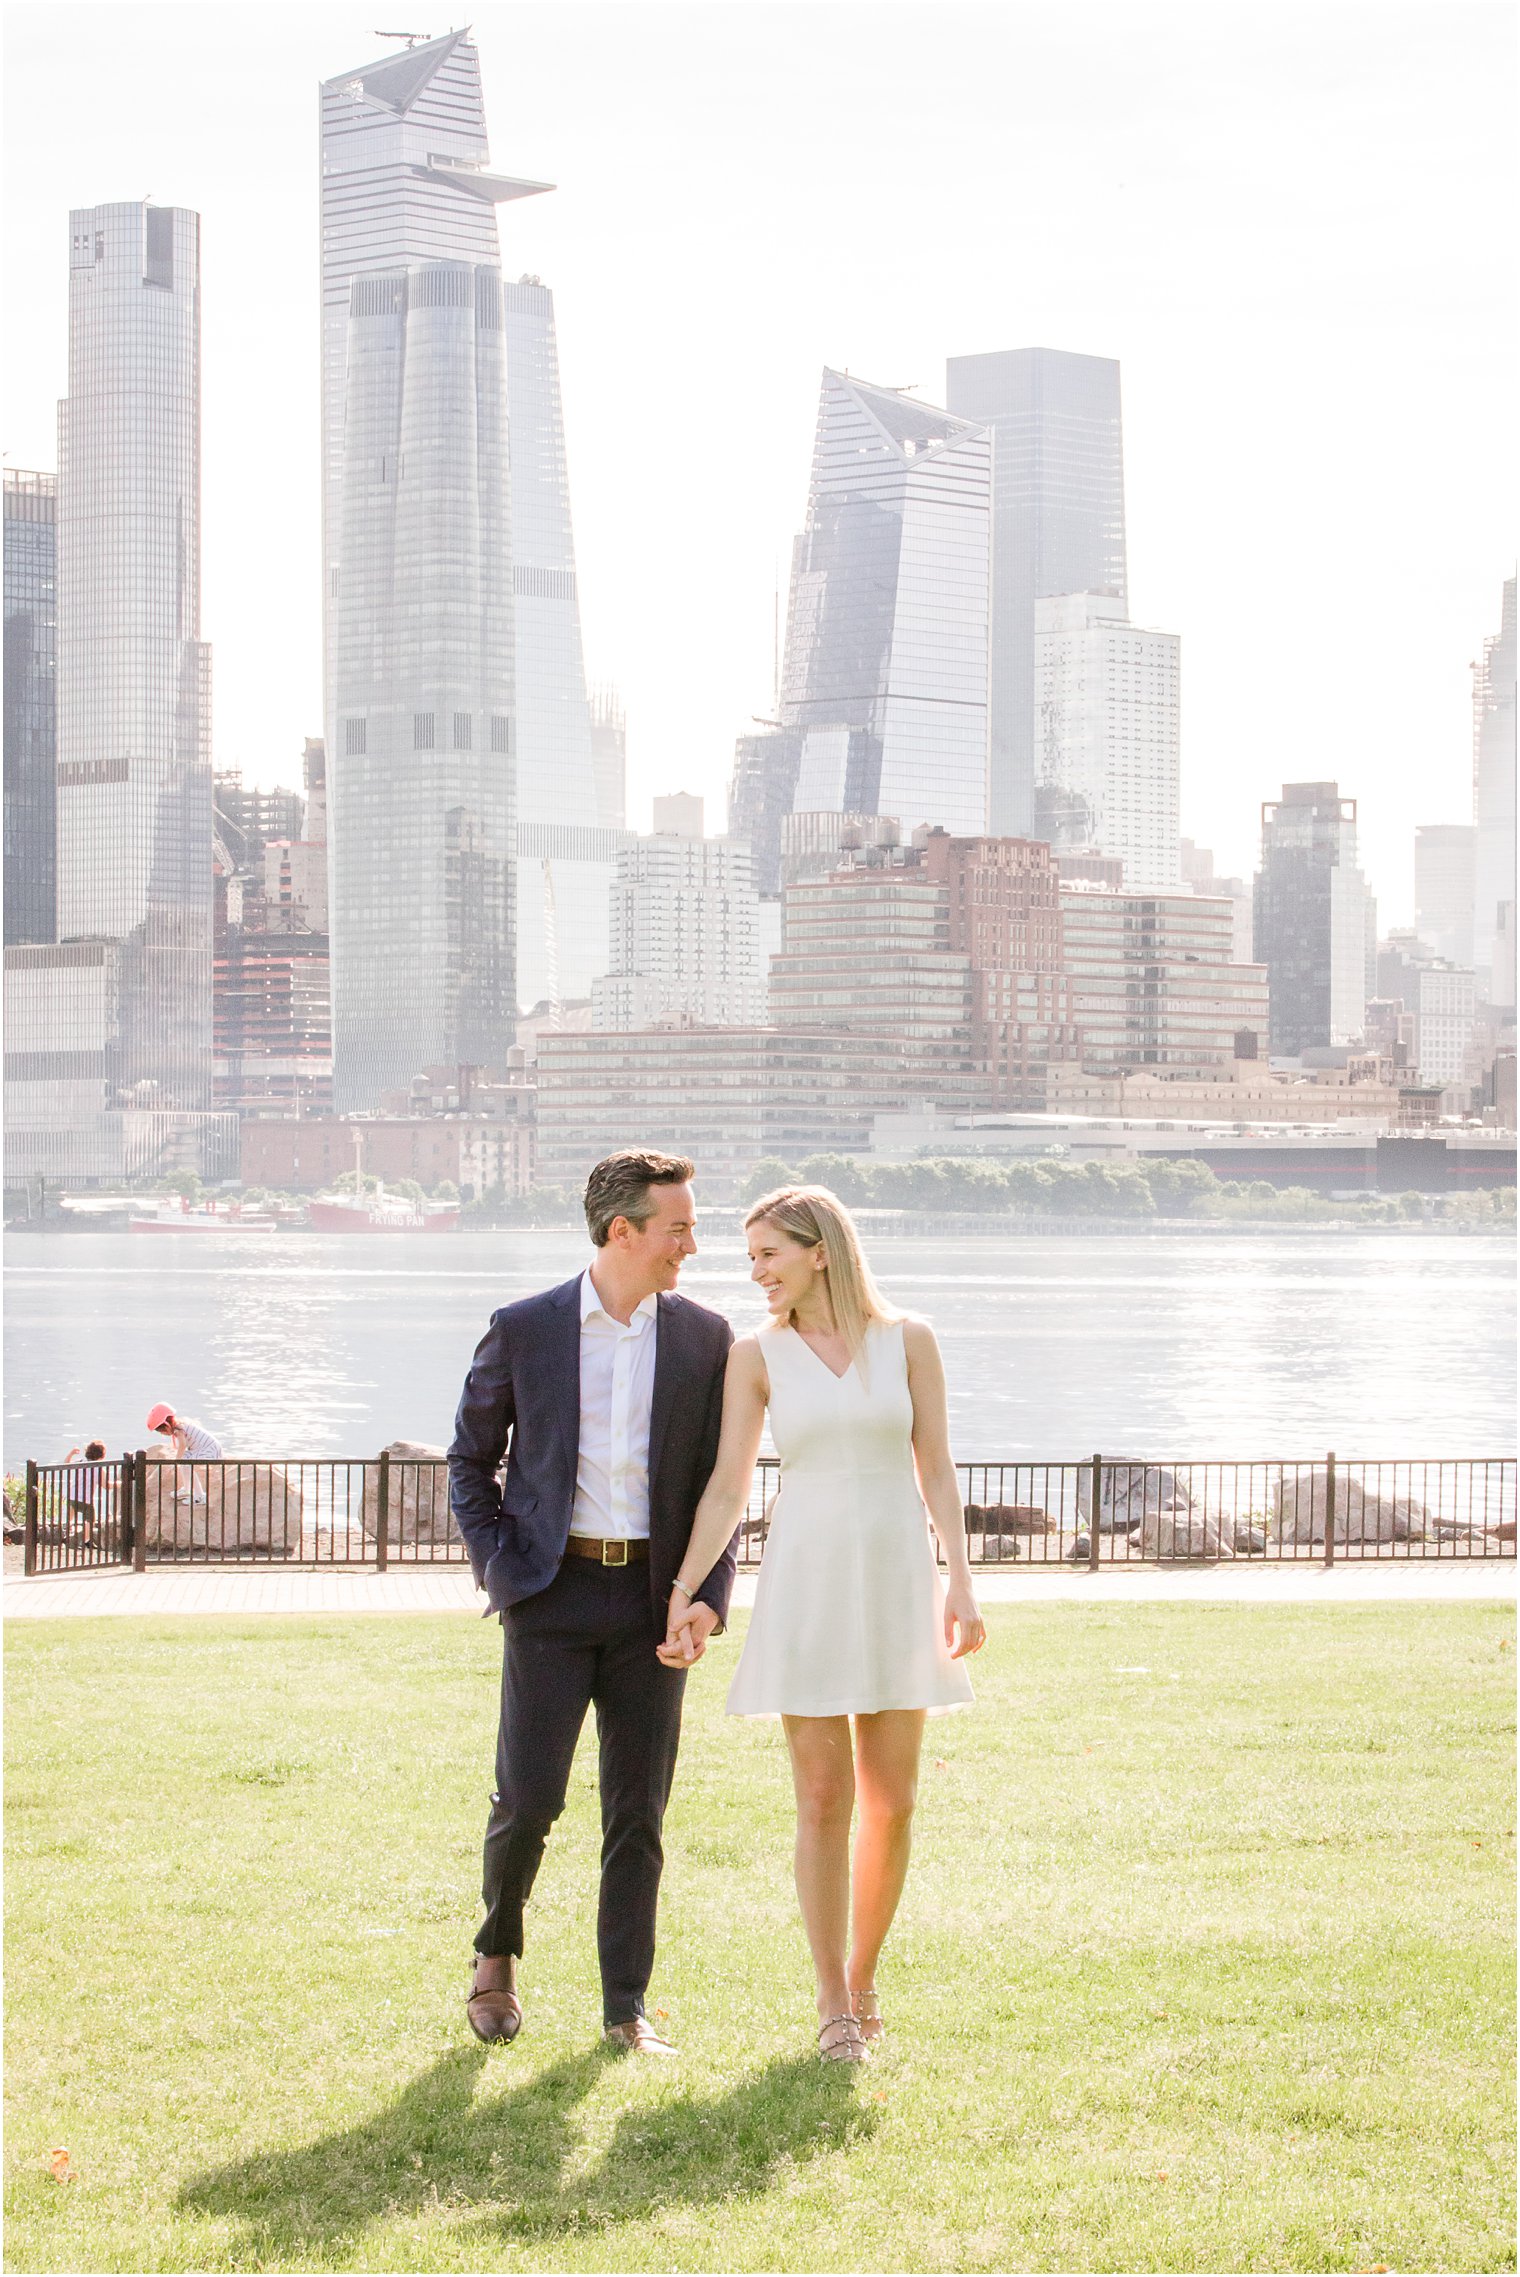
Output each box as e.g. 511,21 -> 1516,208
4,0 -> 1515,920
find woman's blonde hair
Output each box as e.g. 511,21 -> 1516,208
744,1185 -> 898,1369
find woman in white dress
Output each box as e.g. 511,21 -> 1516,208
659,1186 -> 984,2062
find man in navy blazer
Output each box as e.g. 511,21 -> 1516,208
449,1148 -> 735,2054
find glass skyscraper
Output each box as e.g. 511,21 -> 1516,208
775,369 -> 992,842
321,31 -> 549,1104
3,471 -> 56,946
944,348 -> 1127,837
1472,576 -> 1516,1006
503,278 -> 624,1010
1254,782 -> 1371,1053
56,202 -> 213,1106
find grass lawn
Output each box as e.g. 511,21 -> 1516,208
4,1603 -> 1514,2275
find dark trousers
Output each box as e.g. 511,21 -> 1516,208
476,1557 -> 687,2025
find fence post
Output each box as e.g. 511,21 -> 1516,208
132,1450 -> 148,1573
1323,1451 -> 1337,1569
119,1451 -> 134,1567
375,1450 -> 390,1573
23,1460 -> 38,1577
1088,1454 -> 1102,1572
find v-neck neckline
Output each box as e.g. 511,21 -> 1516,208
788,1325 -> 856,1383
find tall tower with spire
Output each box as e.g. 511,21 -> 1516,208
321,31 -> 605,1098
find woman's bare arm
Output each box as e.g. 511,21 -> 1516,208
659,1338 -> 769,1658
903,1316 -> 985,1656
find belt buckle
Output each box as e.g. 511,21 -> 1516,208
601,1539 -> 628,1567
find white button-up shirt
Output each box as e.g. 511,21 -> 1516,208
569,1268 -> 658,1540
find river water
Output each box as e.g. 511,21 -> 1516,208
4,1228 -> 1512,1474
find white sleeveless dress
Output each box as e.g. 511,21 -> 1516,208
726,1320 -> 974,1719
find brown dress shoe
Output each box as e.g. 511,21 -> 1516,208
467,1959 -> 522,2045
604,2015 -> 678,2057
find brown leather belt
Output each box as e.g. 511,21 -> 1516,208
564,1534 -> 649,1567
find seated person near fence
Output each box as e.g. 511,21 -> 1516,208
144,1405 -> 223,1462
145,1405 -> 224,1507
63,1439 -> 108,1544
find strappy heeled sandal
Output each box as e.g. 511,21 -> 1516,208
851,1987 -> 884,2044
817,2012 -> 869,2063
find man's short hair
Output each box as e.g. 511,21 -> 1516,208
583,1149 -> 695,1247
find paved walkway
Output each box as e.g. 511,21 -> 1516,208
4,1562 -> 1513,1619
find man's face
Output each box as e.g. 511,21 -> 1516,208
618,1180 -> 698,1293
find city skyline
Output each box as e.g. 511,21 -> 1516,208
3,3 -> 1514,925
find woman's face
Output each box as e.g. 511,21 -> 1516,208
747,1218 -> 826,1316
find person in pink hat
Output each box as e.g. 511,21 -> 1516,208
145,1405 -> 223,1462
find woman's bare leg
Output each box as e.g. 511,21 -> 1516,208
847,1708 -> 926,2011
782,1714 -> 855,2023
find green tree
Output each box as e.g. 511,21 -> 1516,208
739,1159 -> 797,1206
1144,1156 -> 1219,1215
431,1179 -> 459,1202
1001,1160 -> 1054,1211
796,1154 -> 872,1205
156,1170 -> 202,1201
1397,1189 -> 1426,1220
936,1158 -> 1012,1212
332,1169 -> 381,1195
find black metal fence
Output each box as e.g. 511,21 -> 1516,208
21,1453 -> 1517,1576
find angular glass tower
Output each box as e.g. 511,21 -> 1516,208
321,32 -> 550,1104
56,203 -> 212,1105
944,347 -> 1127,838
777,370 -> 991,841
3,471 -> 57,946
503,278 -> 623,1011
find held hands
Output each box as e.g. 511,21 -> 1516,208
657,1595 -> 720,1667
944,1579 -> 986,1660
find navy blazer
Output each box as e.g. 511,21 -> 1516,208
447,1274 -> 737,1622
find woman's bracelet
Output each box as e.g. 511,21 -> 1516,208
670,1576 -> 696,1602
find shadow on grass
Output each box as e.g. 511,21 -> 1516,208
180,2041 -> 874,2260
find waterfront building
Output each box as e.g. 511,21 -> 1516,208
239,1069 -> 535,1200
589,685 -> 627,830
770,830 -> 1078,1110
1414,822 -> 1476,970
917,831 -> 1079,1104
774,368 -> 992,841
772,854 -> 976,1058
943,346 -> 1127,837
1059,885 -> 1268,1073
1472,577 -> 1516,1005
320,31 -> 549,1103
1254,782 -> 1372,1053
3,471 -> 56,945
1181,838 -> 1253,964
534,1026 -> 928,1200
592,802 -> 766,1030
1411,961 -> 1478,1090
504,274 -> 613,1008
1033,592 -> 1181,889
